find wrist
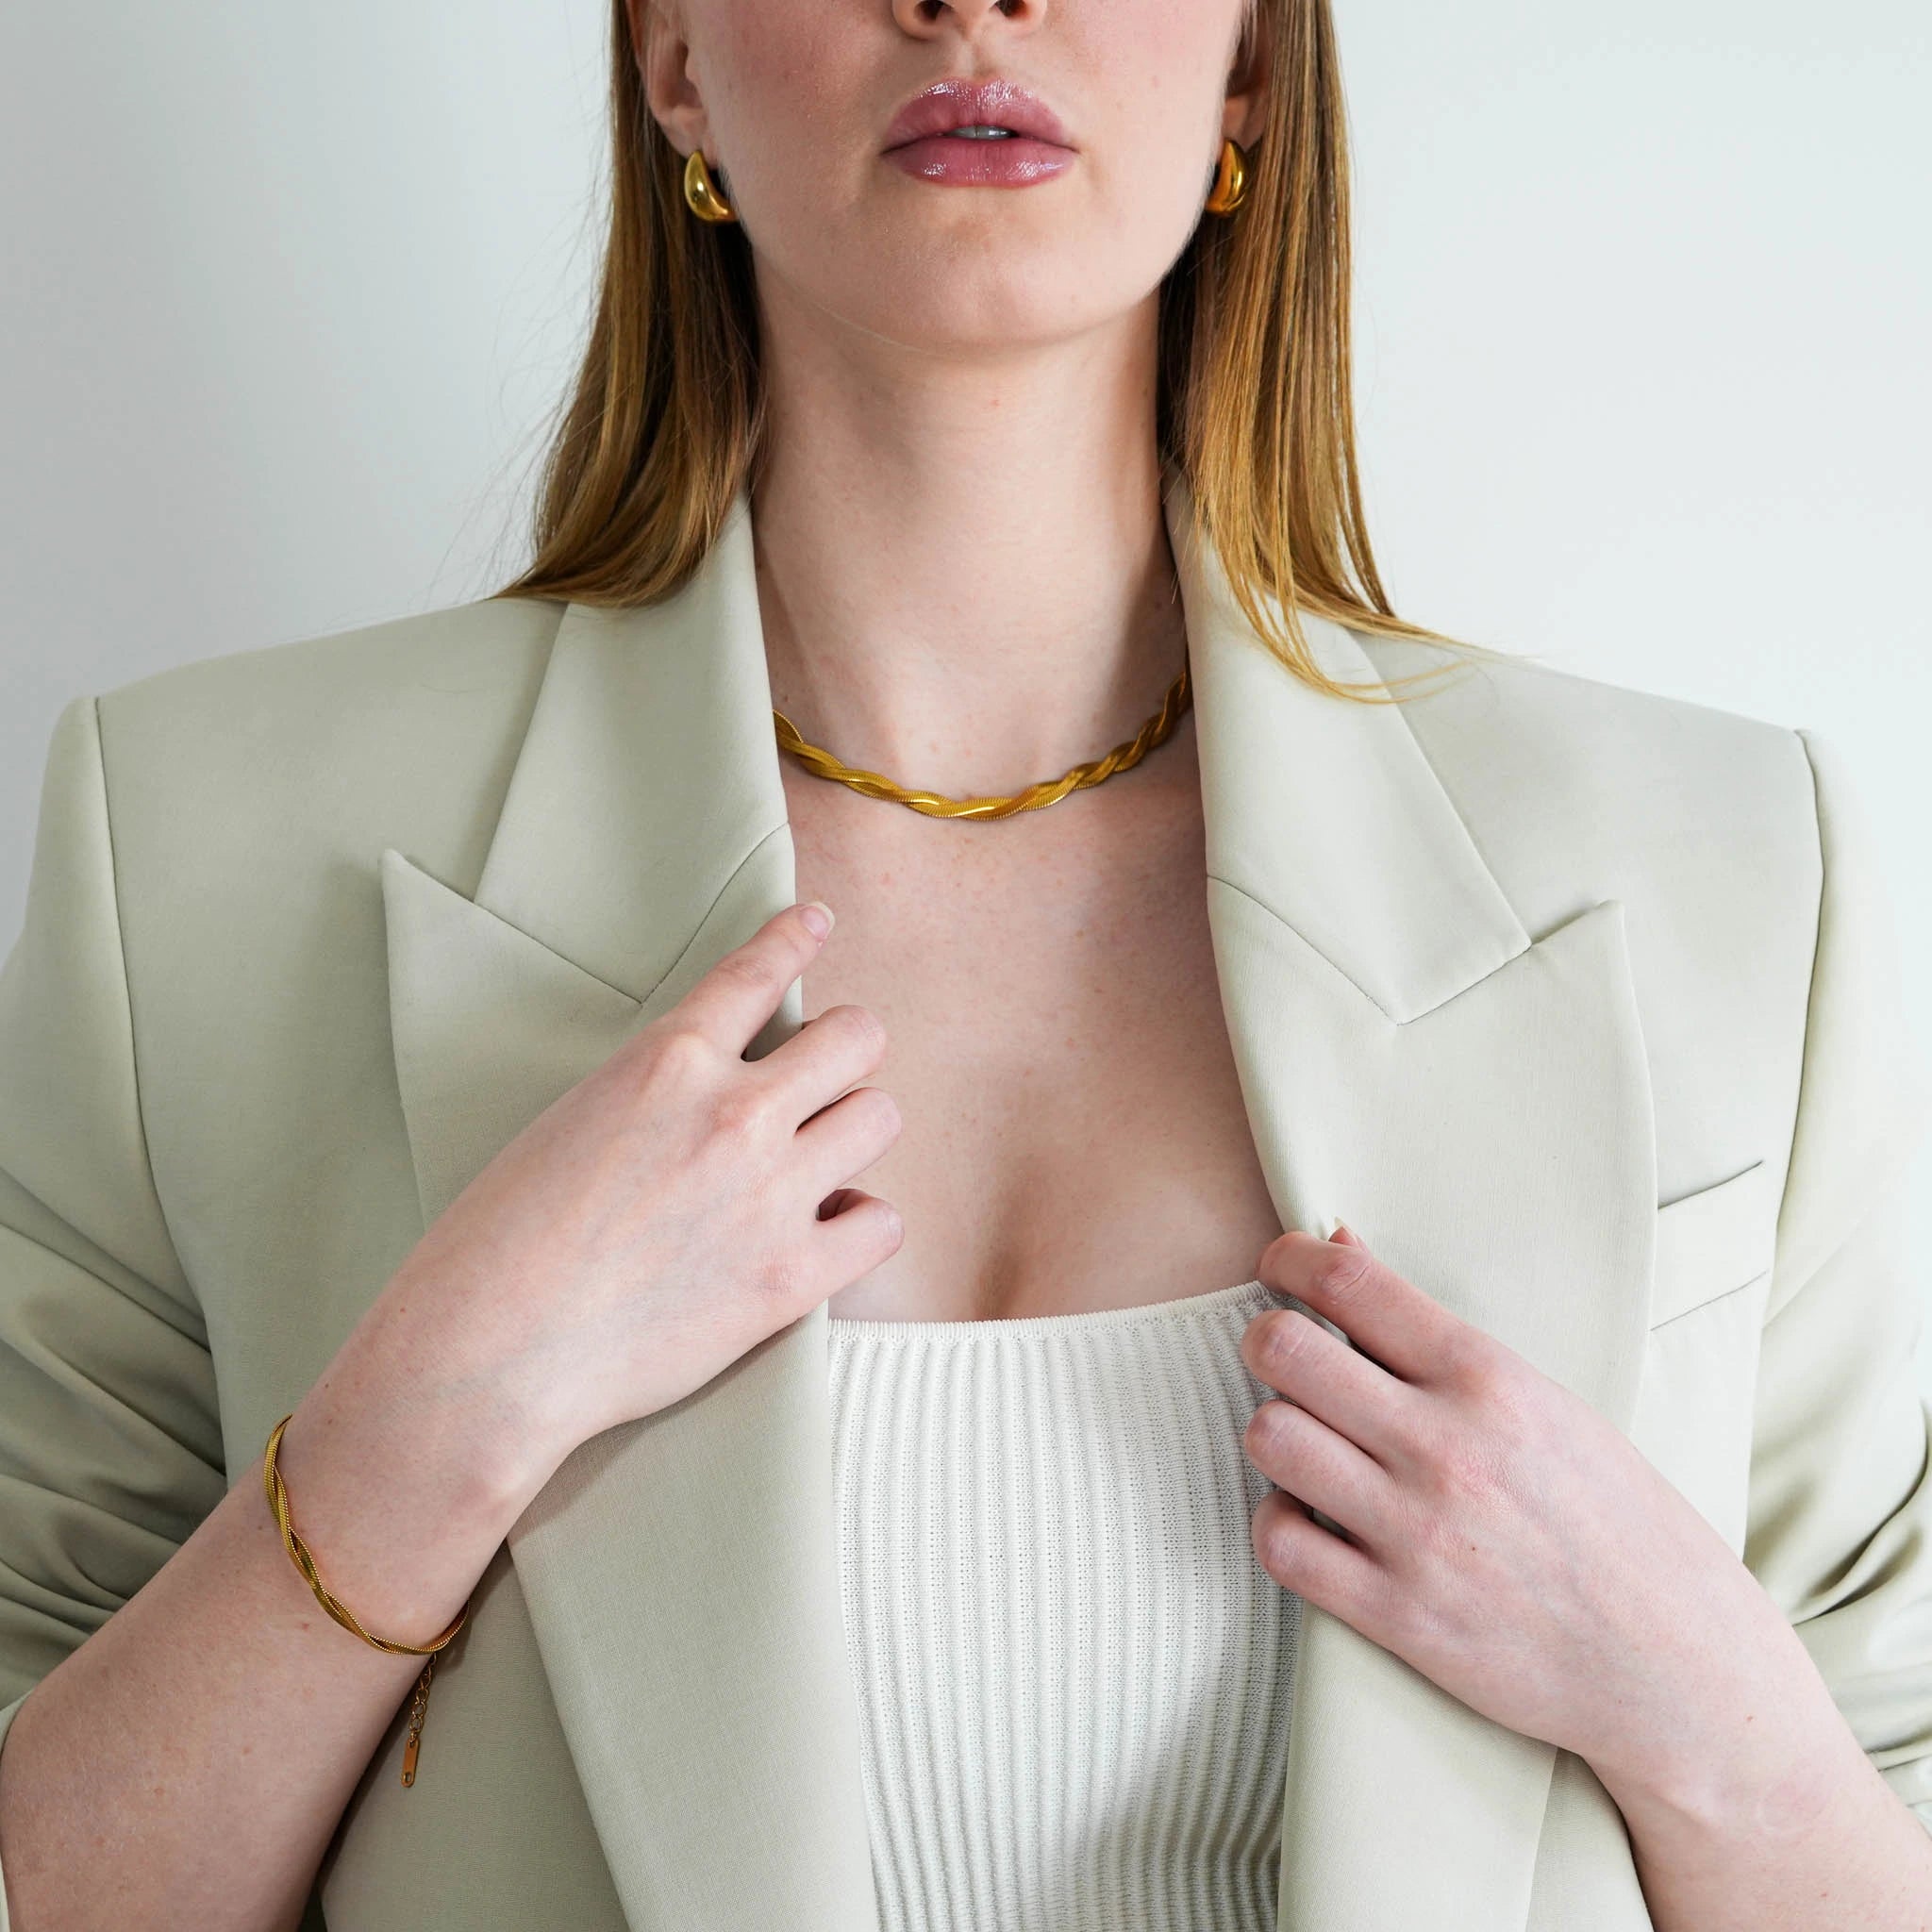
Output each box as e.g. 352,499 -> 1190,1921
1587,1612 -> 1858,1844
275,1311 -> 558,1644
352,1266 -> 577,1514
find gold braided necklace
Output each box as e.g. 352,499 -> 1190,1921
772,653 -> 1191,822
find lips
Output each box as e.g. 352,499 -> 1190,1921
883,77 -> 1071,151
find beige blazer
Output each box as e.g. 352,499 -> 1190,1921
2,474 -> 1930,1932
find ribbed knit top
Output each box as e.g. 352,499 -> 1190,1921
824,1277 -> 1303,1932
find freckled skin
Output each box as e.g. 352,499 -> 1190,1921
632,0 -> 1276,1327
779,711 -> 1286,1325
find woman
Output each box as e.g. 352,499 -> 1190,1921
1,0 -> 1929,1926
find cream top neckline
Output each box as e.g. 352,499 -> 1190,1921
824,1275 -> 1270,1341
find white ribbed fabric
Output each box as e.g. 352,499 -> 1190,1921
824,1276 -> 1303,1932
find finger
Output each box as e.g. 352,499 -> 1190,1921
794,1084 -> 902,1201
1241,1396 -> 1402,1550
1250,1490 -> 1387,1624
1257,1229 -> 1466,1389
673,902 -> 835,1058
810,1188 -> 904,1292
758,1003 -> 891,1125
1240,1306 -> 1418,1468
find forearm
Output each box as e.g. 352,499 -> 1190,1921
1594,1643 -> 1932,1932
0,1302 -> 552,1932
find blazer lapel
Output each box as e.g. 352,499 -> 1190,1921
381,495 -> 877,1932
1176,493 -> 1659,1931
381,473 -> 1659,1932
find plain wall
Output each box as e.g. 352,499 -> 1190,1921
3,2 -> 1928,1382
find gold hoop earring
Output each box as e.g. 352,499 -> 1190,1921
683,149 -> 739,224
1203,137 -> 1250,217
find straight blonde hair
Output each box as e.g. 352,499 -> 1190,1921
492,0 -> 1501,704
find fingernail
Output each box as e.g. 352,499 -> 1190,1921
1329,1221 -> 1357,1246
800,900 -> 835,939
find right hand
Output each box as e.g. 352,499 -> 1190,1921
375,899 -> 902,1487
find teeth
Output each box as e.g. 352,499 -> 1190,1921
948,125 -> 1014,139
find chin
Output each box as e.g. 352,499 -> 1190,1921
845,260 -> 1144,349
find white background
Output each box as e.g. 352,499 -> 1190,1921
3,2 -> 1928,1380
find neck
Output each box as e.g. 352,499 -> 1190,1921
750,289 -> 1188,800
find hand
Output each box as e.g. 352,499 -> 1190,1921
372,900 -> 905,1492
1237,1225 -> 1803,1791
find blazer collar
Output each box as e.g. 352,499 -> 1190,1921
381,471 -> 1659,1932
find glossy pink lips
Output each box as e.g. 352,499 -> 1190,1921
883,77 -> 1074,189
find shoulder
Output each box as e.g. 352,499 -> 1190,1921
1350,628 -> 1821,916
1349,629 -> 1833,1192
1354,627 -> 1814,848
73,592 -> 568,991
92,592 -> 567,791
86,591 -> 565,874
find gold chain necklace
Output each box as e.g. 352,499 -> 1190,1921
772,654 -> 1191,822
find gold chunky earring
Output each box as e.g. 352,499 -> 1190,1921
683,149 -> 738,224
1203,137 -> 1250,216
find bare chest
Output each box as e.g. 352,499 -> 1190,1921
785,754 -> 1283,1324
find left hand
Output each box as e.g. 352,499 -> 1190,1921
1239,1224 -> 1803,1790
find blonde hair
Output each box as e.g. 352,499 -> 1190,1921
491,0 -> 1501,704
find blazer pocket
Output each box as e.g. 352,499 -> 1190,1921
1650,1158 -> 1778,1328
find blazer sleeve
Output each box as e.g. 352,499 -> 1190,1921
1742,724 -> 1932,1833
0,696 -> 228,1877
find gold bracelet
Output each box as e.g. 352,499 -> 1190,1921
262,1411 -> 471,1787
